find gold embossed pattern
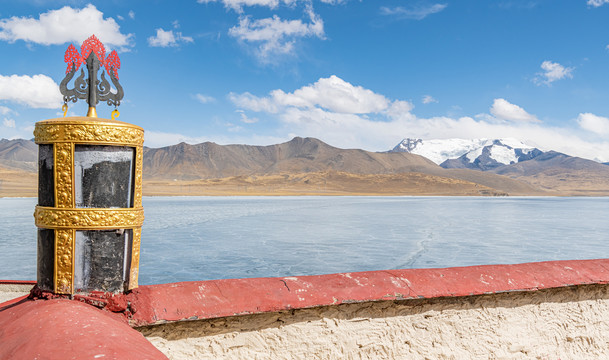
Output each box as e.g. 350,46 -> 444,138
134,147 -> 143,207
54,143 -> 73,208
34,207 -> 144,229
129,227 -> 142,289
55,229 -> 74,294
35,121 -> 143,146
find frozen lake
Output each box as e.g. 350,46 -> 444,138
1,196 -> 607,284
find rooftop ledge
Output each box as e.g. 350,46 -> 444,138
3,259 -> 608,326
2,259 -> 609,327
2,259 -> 609,359
37,258 -> 608,327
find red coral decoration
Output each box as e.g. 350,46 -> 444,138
63,35 -> 120,78
81,35 -> 106,65
64,44 -> 82,74
105,50 -> 121,80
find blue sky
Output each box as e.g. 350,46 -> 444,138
1,0 -> 609,162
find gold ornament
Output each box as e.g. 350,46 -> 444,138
129,227 -> 142,289
34,117 -> 144,146
54,142 -> 74,208
34,207 -> 144,229
55,229 -> 75,294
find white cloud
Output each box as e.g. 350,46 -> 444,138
229,91 -> 280,112
0,4 -> 133,49
226,76 -> 609,162
490,98 -> 540,123
380,3 -> 447,20
0,105 -> 12,115
148,28 -> 194,47
422,95 -> 438,104
237,110 -> 259,123
194,94 -> 216,104
0,74 -> 62,109
228,8 -> 324,61
587,0 -> 609,7
128,11 -> 136,19
273,75 -> 389,113
231,75 -> 392,114
577,113 -> 609,136
144,129 -> 286,148
3,118 -> 15,128
197,0 -> 297,13
534,61 -> 574,86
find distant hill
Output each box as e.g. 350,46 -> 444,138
2,137 -> 608,196
141,137 -> 541,195
0,138 -> 37,171
489,151 -> 609,195
390,137 -> 609,195
143,137 -> 440,180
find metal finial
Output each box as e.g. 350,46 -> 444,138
59,35 -> 124,118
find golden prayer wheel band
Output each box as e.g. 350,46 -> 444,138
34,117 -> 144,146
34,206 -> 145,229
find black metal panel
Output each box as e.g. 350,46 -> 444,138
38,144 -> 54,207
74,229 -> 132,293
74,145 -> 135,208
37,229 -> 55,291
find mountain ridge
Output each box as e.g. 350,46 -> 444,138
1,137 -> 607,196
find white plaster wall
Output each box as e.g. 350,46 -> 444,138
0,284 -> 32,304
140,284 -> 609,359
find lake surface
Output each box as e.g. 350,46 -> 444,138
1,196 -> 607,284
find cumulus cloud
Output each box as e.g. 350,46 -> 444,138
380,3 -> 447,20
228,8 -> 324,61
128,11 -> 136,19
0,4 -> 133,49
2,118 -> 15,128
148,28 -> 194,47
587,0 -> 609,7
490,98 -> 540,123
230,75 -> 395,115
0,105 -> 12,115
226,76 -> 609,162
0,74 -> 62,109
577,113 -> 609,136
144,129 -> 286,148
194,94 -> 216,104
197,0 -> 297,13
236,110 -> 259,123
422,95 -> 438,104
534,61 -> 574,86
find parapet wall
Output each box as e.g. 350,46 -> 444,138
131,259 -> 609,359
3,260 -> 609,359
141,283 -> 609,359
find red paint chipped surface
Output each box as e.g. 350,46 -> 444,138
124,259 -> 609,326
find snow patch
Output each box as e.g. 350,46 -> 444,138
393,137 -> 538,166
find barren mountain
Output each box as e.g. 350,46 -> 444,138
0,139 -> 37,171
142,137 -> 543,195
490,151 -> 609,195
143,137 -> 441,180
2,137 -> 606,196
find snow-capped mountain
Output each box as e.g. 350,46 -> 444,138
391,138 -> 543,171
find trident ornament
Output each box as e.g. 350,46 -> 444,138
59,35 -> 124,118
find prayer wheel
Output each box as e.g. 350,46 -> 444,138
33,117 -> 144,294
